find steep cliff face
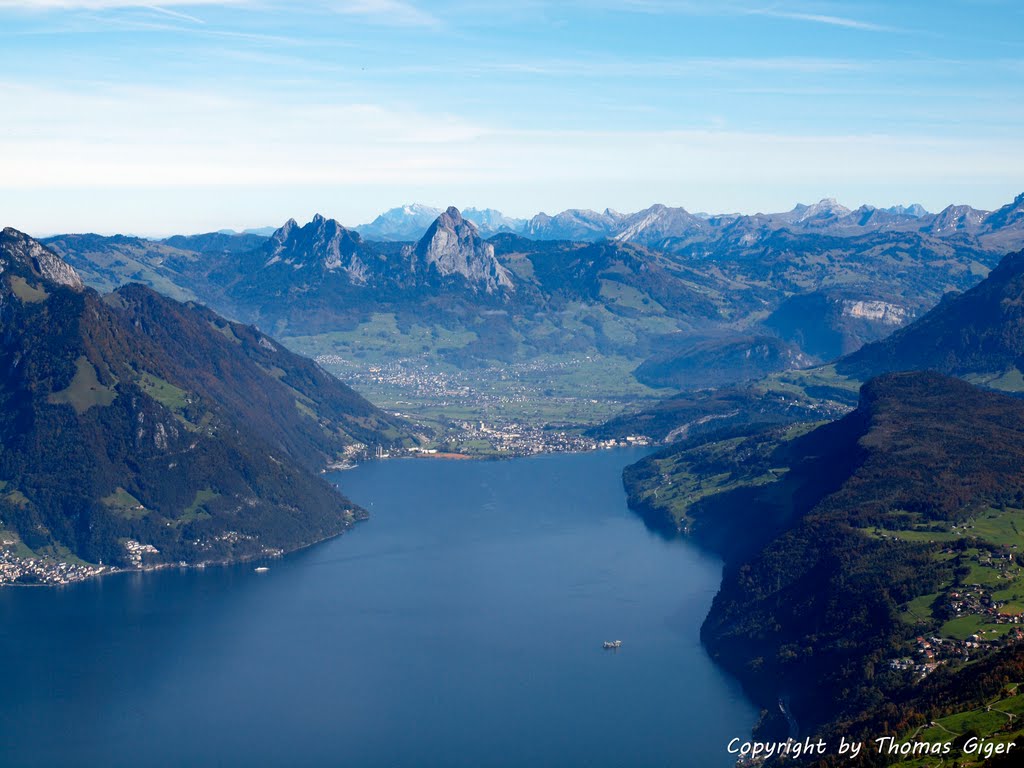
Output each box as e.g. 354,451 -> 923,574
412,207 -> 514,292
0,227 -> 85,291
838,249 -> 1024,378
764,289 -> 913,361
207,209 -> 516,319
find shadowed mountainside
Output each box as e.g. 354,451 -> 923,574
0,227 -> 411,571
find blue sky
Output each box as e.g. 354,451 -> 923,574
1,0 -> 1023,235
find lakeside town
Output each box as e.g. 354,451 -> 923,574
0,545 -> 108,586
390,418 -> 651,458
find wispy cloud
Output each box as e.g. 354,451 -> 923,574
465,55 -> 869,77
332,0 -> 440,28
571,0 -> 894,32
0,0 -> 239,7
0,0 -> 441,27
747,8 -> 894,32
140,4 -> 204,22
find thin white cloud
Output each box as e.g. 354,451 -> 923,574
0,0 -> 238,7
0,0 -> 443,28
748,8 -> 893,32
448,55 -> 868,77
570,0 -> 894,32
140,3 -> 204,22
332,0 -> 439,27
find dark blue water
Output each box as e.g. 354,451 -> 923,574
0,449 -> 756,768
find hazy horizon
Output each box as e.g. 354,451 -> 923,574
19,190 -> 1024,240
2,0 -> 1022,234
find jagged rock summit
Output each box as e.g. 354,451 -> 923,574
984,192 -> 1024,232
261,214 -> 369,284
413,206 -> 514,292
0,227 -> 84,291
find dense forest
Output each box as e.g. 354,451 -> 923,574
625,372 -> 1024,750
0,227 -> 411,570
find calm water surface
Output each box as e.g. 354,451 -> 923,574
0,448 -> 756,767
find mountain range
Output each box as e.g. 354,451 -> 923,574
0,227 -> 410,574
599,243 -> 1024,443
347,195 -> 1024,251
40,193 -> 1024,387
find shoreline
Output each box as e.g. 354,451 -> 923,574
1,516 -> 366,589
621,473 -> 777,741
7,447 -> 659,592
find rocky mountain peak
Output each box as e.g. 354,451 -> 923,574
886,203 -> 929,218
983,192 -> 1024,232
523,208 -> 623,240
414,207 -> 514,293
439,206 -> 468,227
927,204 -> 989,234
270,218 -> 299,245
0,227 -> 84,291
613,204 -> 707,244
802,198 -> 850,218
262,216 -> 365,280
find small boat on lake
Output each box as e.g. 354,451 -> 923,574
254,566 -> 269,573
602,640 -> 622,649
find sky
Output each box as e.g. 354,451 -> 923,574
1,0 -> 1023,235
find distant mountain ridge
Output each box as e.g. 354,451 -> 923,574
355,203 -> 442,241
32,191 -> 1022,397
44,197 -> 1018,374
61,193 -> 1023,252
319,194 -> 1024,262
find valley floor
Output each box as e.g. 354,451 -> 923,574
302,345 -> 669,456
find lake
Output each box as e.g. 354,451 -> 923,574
0,448 -> 756,768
